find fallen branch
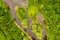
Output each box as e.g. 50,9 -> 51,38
3,0 -> 47,40
3,0 -> 39,40
36,13 -> 47,40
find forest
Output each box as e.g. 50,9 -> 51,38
0,0 -> 60,40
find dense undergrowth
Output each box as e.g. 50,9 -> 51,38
0,0 -> 60,40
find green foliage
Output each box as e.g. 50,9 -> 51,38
0,0 -> 60,40
0,0 -> 30,40
28,5 -> 38,19
37,0 -> 60,40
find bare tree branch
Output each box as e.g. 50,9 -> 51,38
36,13 -> 47,40
3,0 -> 40,40
4,0 -> 47,40
10,9 -> 23,27
26,7 -> 32,30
